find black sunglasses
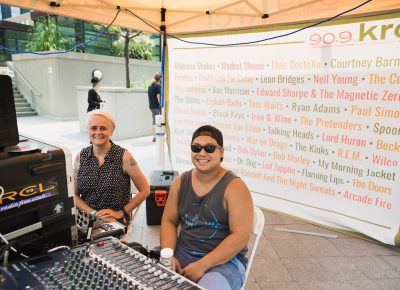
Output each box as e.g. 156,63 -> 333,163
190,144 -> 221,153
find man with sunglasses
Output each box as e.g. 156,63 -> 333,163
161,125 -> 253,290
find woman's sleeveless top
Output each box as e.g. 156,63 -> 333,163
77,143 -> 130,211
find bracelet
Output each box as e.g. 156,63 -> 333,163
90,209 -> 97,216
121,208 -> 131,222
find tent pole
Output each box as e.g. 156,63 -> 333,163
156,8 -> 167,170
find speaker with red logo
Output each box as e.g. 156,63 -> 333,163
0,75 -> 19,147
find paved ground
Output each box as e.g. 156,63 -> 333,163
16,116 -> 400,290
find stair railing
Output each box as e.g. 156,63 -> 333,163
7,62 -> 40,111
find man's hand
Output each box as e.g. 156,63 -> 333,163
97,209 -> 123,222
174,257 -> 182,273
179,260 -> 206,283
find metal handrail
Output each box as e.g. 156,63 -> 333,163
7,62 -> 40,110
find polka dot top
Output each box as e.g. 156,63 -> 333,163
77,142 -> 131,211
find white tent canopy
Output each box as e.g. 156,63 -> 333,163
1,0 -> 399,34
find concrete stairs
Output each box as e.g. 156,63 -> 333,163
0,66 -> 37,117
13,86 -> 37,117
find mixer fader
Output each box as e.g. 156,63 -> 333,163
5,237 -> 204,290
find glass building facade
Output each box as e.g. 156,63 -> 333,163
0,5 -> 31,20
0,5 -> 161,61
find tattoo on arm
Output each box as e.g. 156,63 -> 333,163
130,157 -> 137,166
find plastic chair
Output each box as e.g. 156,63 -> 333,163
241,206 -> 265,290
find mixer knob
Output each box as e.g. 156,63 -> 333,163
154,270 -> 162,276
148,267 -> 156,273
177,277 -> 185,284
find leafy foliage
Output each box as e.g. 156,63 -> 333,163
26,17 -> 72,51
112,34 -> 153,60
92,24 -> 153,60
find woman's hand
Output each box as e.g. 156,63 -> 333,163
97,209 -> 123,222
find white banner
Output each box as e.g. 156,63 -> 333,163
167,15 -> 400,245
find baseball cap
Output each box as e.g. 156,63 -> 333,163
191,125 -> 223,147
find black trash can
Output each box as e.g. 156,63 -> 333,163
146,170 -> 179,225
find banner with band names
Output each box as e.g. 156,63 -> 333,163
167,14 -> 400,245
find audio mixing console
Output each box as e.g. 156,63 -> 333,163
3,236 -> 204,290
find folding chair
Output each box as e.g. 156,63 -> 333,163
241,206 -> 265,290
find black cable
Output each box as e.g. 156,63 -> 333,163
127,0 -> 372,47
0,240 -> 16,261
0,266 -> 18,290
124,9 -> 162,34
166,0 -> 373,46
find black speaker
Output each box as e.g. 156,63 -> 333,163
0,75 -> 19,147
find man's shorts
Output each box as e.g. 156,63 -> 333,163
175,244 -> 245,290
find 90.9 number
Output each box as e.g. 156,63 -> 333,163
309,31 -> 352,46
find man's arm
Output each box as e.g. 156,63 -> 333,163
160,176 -> 181,250
180,178 -> 253,282
97,151 -> 150,221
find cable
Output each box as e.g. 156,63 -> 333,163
0,233 -> 29,259
0,1 -> 371,56
0,266 -> 18,290
0,10 -> 121,55
47,245 -> 71,253
124,9 -> 162,34
166,0 -> 372,47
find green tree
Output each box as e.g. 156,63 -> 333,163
26,17 -> 71,51
94,24 -> 153,88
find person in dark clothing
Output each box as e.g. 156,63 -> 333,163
87,77 -> 104,112
147,72 -> 162,142
74,110 -> 150,225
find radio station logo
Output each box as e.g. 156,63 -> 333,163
0,178 -> 58,212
